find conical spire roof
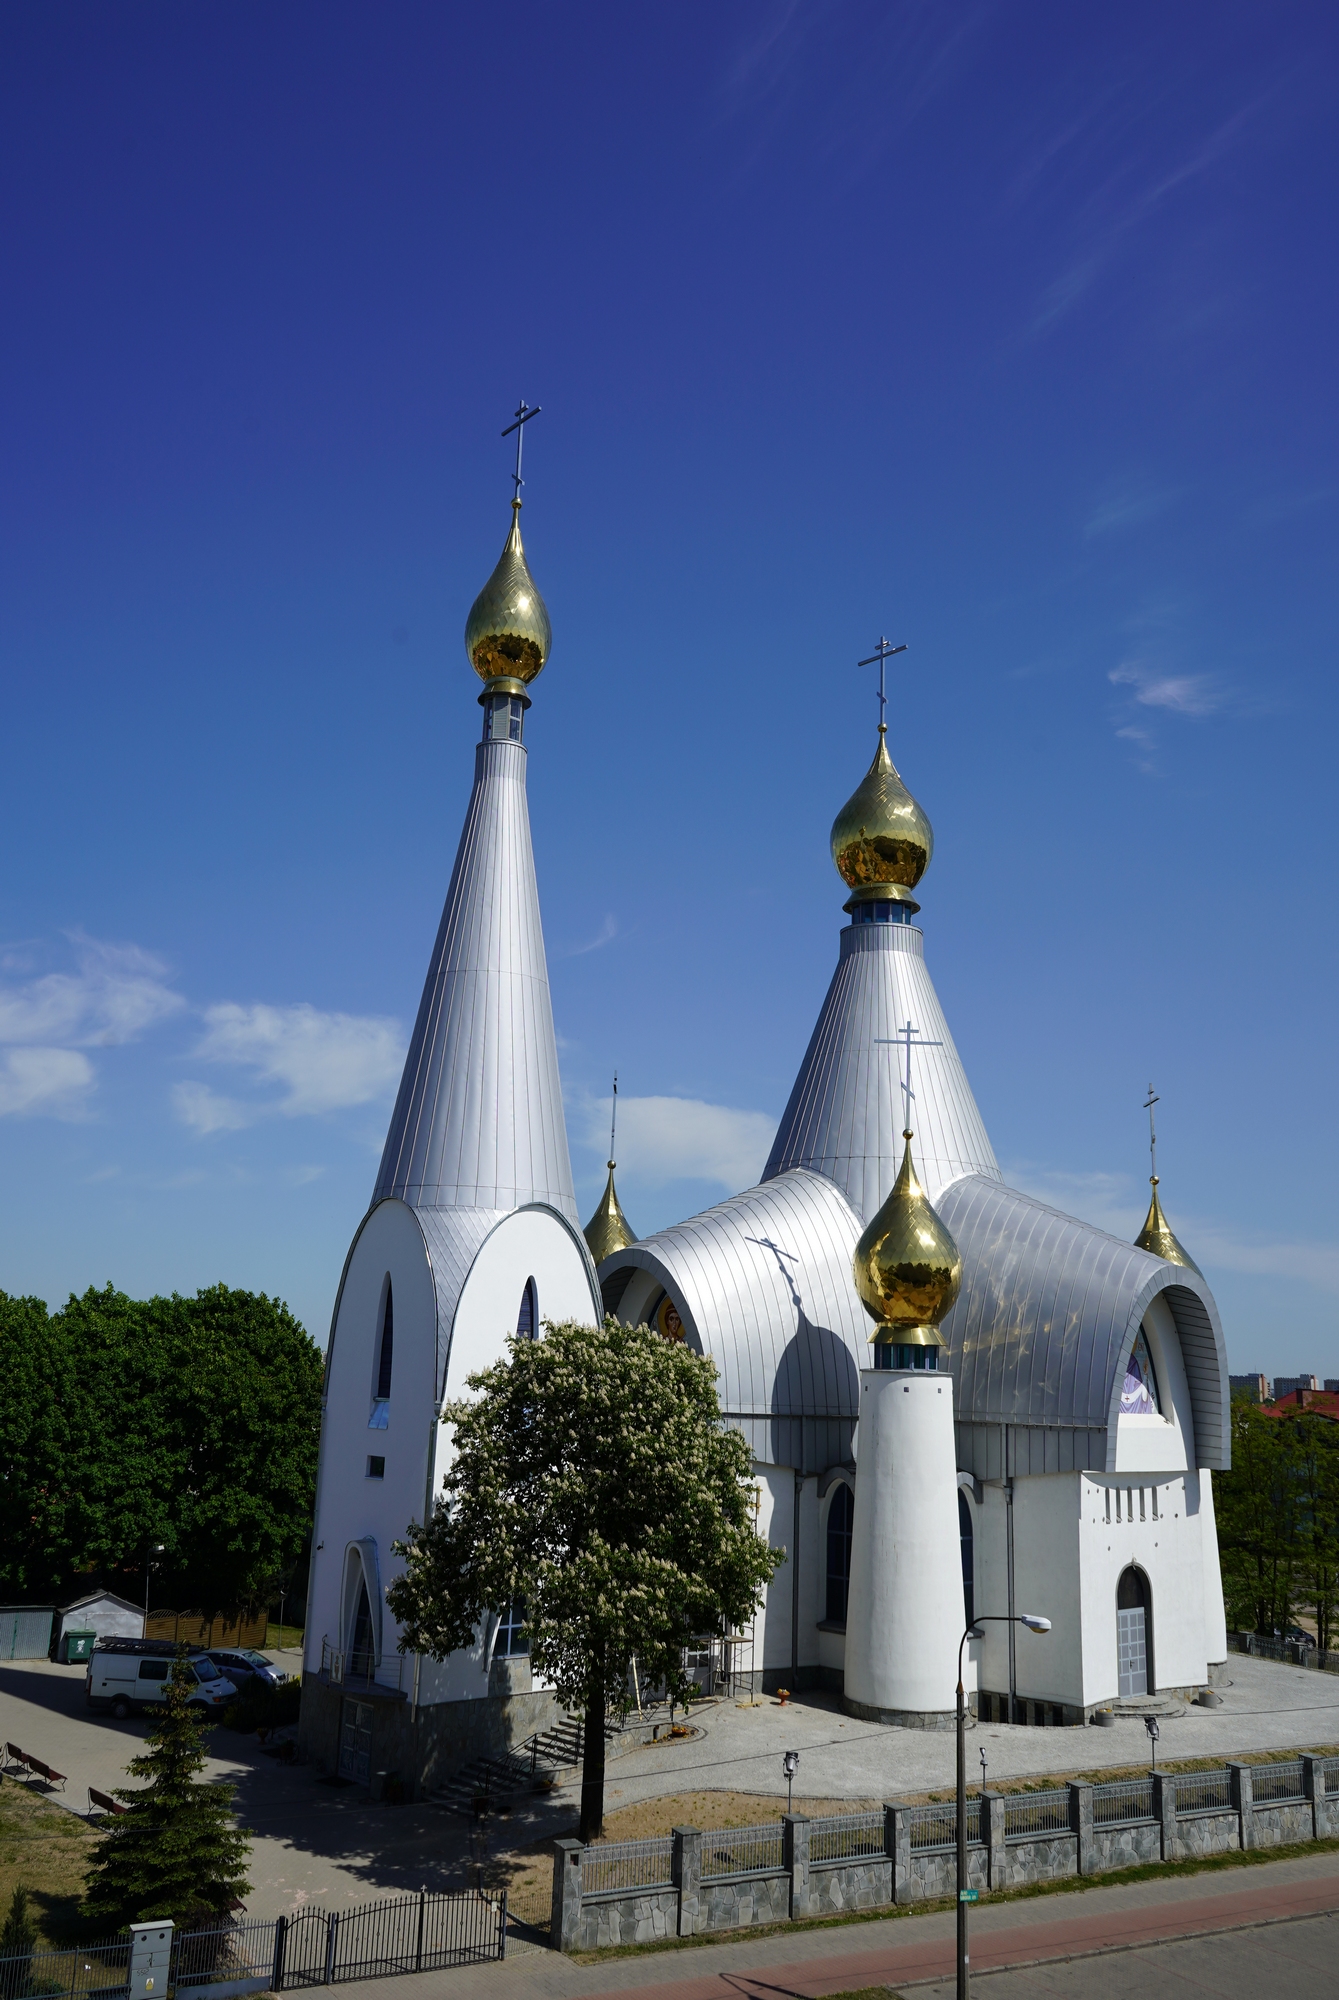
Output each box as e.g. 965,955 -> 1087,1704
1134,1178 -> 1201,1275
584,1163 -> 637,1265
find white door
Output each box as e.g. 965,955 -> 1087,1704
1118,1606 -> 1148,1696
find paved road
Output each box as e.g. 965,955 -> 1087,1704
324,1851 -> 1339,2000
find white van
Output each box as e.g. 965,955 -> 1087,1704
86,1640 -> 238,1720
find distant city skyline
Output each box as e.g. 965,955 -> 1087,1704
1,4 -> 1335,1366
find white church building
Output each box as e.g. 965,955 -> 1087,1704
300,468 -> 1230,1790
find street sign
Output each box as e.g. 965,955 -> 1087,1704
959,1889 -> 979,1903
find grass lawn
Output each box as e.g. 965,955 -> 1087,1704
0,1777 -> 97,1947
264,1622 -> 305,1652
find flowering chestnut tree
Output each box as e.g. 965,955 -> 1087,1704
387,1315 -> 781,1839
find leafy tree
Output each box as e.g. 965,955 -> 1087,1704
388,1316 -> 782,1840
0,1294 -> 70,1598
1217,1402 -> 1298,1636
82,1652 -> 250,1931
0,1885 -> 38,2000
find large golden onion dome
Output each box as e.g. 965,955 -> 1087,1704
584,1162 -> 637,1266
1135,1178 -> 1202,1276
831,727 -> 933,906
853,1130 -> 962,1347
464,501 -> 552,684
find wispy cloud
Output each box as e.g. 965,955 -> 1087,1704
563,914 -> 619,957
0,936 -> 184,1047
0,1047 -> 96,1118
1084,485 -> 1183,540
1109,662 -> 1220,716
582,1091 -> 777,1190
180,1002 -> 405,1125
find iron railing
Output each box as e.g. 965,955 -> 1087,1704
1003,1790 -> 1071,1841
1092,1777 -> 1154,1825
579,1837 -> 674,1895
1172,1769 -> 1232,1814
1325,1758 -> 1339,1796
907,1802 -> 961,1851
1248,1759 -> 1306,1804
175,1917 -> 275,1990
701,1823 -> 784,1878
809,1810 -> 886,1863
0,1933 -> 129,2000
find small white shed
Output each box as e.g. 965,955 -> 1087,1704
56,1591 -> 144,1654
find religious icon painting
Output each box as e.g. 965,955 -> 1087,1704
656,1294 -> 685,1343
1121,1326 -> 1161,1416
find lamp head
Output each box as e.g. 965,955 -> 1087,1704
1021,1614 -> 1051,1633
783,1750 -> 800,1778
1145,1716 -> 1160,1740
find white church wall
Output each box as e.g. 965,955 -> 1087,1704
1200,1468 -> 1228,1663
748,1465 -> 821,1687
305,1200 -> 439,1683
1078,1472 -> 1208,1703
1114,1294 -> 1194,1474
1008,1474 -> 1084,1704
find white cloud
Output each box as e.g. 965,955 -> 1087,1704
0,936 -> 184,1047
563,914 -> 619,957
584,1093 -> 777,1190
188,1002 -> 405,1118
0,1047 -> 96,1117
1109,662 -> 1220,715
172,1080 -> 256,1134
1084,487 -> 1182,539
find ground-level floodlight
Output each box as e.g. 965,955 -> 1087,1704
783,1749 -> 799,1814
1146,1714 -> 1160,1771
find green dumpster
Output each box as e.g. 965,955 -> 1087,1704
61,1629 -> 96,1664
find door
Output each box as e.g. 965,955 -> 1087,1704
338,1698 -> 373,1784
1117,1606 -> 1147,1696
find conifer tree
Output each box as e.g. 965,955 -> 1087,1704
0,1885 -> 38,2000
82,1653 -> 250,1932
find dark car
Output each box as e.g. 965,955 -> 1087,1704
203,1647 -> 286,1690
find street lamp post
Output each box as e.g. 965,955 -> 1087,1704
783,1749 -> 799,1815
956,1612 -> 1051,2000
144,1543 -> 165,1630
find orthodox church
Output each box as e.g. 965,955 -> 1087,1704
300,464 -> 1229,1789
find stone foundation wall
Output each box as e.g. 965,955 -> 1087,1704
297,1672 -> 560,1798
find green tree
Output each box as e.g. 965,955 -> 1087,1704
1217,1403 -> 1302,1637
1285,1414 -> 1339,1652
82,1652 -> 250,1931
387,1316 -> 782,1840
0,1885 -> 39,2000
0,1294 -> 70,1599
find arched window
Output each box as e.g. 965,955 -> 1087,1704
825,1483 -> 854,1625
348,1578 -> 375,1682
1117,1566 -> 1152,1695
516,1278 -> 538,1340
1120,1326 -> 1161,1416
959,1490 -> 974,1630
376,1282 -> 394,1399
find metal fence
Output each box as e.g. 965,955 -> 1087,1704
809,1810 -> 886,1864
579,1837 -> 674,1896
907,1803 -> 962,1852
1327,1759 -> 1339,1796
1172,1768 -> 1232,1814
701,1823 -> 784,1878
0,1933 -> 129,2000
1247,1759 -> 1305,1804
1003,1790 -> 1071,1841
1092,1777 -> 1154,1825
176,1918 -> 275,1990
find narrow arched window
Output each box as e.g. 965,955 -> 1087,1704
516,1278 -> 538,1340
375,1282 -> 393,1399
959,1490 -> 975,1630
825,1483 -> 854,1625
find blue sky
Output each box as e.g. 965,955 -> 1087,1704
2,2 -> 1336,1376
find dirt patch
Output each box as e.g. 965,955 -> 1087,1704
0,1778 -> 98,1946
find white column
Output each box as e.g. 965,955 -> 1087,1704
843,1366 -> 961,1726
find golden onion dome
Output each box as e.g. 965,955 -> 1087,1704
1134,1178 -> 1202,1276
583,1162 -> 637,1266
853,1130 -> 962,1347
464,501 -> 552,684
831,727 -> 933,904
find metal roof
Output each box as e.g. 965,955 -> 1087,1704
935,1176 -> 1230,1472
373,737 -> 578,1221
762,921 -> 1000,1220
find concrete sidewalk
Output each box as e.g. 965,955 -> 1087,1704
326,1849 -> 1339,2000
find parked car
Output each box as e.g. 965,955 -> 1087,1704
203,1647 -> 286,1690
86,1639 -> 237,1720
1284,1625 -> 1318,1648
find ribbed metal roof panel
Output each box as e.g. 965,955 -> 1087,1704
935,1176 -> 1230,1470
373,738 -> 577,1220
762,923 -> 999,1219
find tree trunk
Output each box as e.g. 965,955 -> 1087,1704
579,1675 -> 606,1843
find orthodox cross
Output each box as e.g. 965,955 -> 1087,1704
858,635 -> 908,731
609,1071 -> 619,1167
1143,1084 -> 1159,1179
876,1019 -> 943,1134
501,399 -> 541,501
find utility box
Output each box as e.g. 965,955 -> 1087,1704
60,1629 -> 96,1664
128,1922 -> 173,1999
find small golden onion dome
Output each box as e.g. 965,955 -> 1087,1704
853,1130 -> 962,1346
464,501 -> 552,684
584,1162 -> 637,1265
831,728 -> 933,904
1134,1177 -> 1202,1276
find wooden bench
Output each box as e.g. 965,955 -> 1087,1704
24,1755 -> 67,1793
88,1787 -> 126,1819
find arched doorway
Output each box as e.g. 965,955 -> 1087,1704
1116,1566 -> 1152,1696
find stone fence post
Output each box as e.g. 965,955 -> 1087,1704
551,1838 -> 583,1953
672,1824 -> 702,1937
887,1805 -> 912,1903
983,1791 -> 1006,1890
783,1814 -> 810,1919
1228,1762 -> 1254,1852
1067,1781 -> 1094,1876
1151,1773 -> 1178,1862
1302,1755 -> 1331,1839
